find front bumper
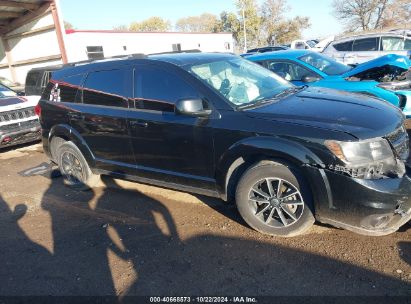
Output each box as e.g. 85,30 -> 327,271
313,168 -> 411,236
0,119 -> 41,148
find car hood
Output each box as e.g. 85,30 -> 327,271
244,87 -> 404,140
342,54 -> 411,78
0,95 -> 39,112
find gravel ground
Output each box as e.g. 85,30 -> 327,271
0,142 -> 410,297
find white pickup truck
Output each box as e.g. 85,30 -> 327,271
0,85 -> 40,148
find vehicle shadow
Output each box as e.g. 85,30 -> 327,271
0,175 -> 410,297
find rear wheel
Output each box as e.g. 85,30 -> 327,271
235,162 -> 314,237
56,141 -> 99,190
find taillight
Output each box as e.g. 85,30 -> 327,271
34,103 -> 41,118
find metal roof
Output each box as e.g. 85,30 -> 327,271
0,0 -> 52,34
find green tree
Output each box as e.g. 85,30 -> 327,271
259,0 -> 310,45
176,13 -> 220,32
129,16 -> 171,32
236,0 -> 261,50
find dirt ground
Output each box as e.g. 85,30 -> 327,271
0,142 -> 410,297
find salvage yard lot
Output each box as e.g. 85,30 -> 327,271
0,143 -> 410,296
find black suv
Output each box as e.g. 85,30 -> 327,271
37,52 -> 411,237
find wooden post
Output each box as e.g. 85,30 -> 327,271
50,0 -> 67,64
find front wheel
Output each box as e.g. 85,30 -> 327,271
235,162 -> 314,237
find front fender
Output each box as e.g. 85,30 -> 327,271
48,124 -> 95,167
215,136 -> 325,196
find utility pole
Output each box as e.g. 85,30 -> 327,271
242,7 -> 247,52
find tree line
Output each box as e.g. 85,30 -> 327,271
66,0 -> 409,51
113,0 -> 311,50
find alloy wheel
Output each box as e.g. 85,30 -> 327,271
61,151 -> 85,185
248,178 -> 304,228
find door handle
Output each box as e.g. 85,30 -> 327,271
129,120 -> 148,128
68,112 -> 83,120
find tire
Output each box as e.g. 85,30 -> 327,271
56,141 -> 100,191
235,161 -> 315,237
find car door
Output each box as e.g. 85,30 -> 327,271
329,40 -> 354,64
68,67 -> 136,172
128,62 -> 215,190
262,60 -> 320,86
351,37 -> 380,64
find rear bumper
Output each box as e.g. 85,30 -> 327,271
313,168 -> 411,236
0,120 -> 41,148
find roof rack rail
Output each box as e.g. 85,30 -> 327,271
148,49 -> 202,56
61,50 -> 200,68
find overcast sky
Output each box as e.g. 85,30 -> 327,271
59,0 -> 343,39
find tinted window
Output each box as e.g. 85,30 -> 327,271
333,41 -> 353,51
59,74 -> 84,103
352,37 -> 379,51
266,61 -> 317,81
134,65 -> 199,112
26,71 -> 40,86
83,69 -> 131,107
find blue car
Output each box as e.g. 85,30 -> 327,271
247,50 -> 411,117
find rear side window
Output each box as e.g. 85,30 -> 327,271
352,37 -> 379,51
134,65 -> 199,112
333,41 -> 353,51
44,73 -> 84,103
82,69 -> 131,108
26,71 -> 40,86
59,74 -> 84,103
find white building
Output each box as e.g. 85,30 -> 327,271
0,0 -> 234,85
64,30 -> 234,63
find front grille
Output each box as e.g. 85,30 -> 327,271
0,119 -> 39,132
386,125 -> 409,160
0,107 -> 36,123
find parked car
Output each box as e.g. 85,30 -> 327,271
322,32 -> 411,65
0,76 -> 24,93
0,84 -> 41,148
247,50 -> 411,117
241,46 -> 289,58
37,52 -> 411,237
290,40 -> 317,50
25,65 -> 62,96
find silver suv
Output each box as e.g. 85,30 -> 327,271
322,33 -> 411,65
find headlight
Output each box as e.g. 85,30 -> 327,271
324,138 -> 403,179
377,81 -> 411,91
325,138 -> 393,164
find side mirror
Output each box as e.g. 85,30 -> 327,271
175,98 -> 212,117
17,91 -> 25,96
301,75 -> 320,83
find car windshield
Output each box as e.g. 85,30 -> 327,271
186,57 -> 293,107
0,84 -> 17,97
299,52 -> 352,75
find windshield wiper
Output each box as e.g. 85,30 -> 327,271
237,86 -> 307,110
237,97 -> 279,110
273,85 -> 307,98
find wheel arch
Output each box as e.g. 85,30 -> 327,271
216,136 -> 325,203
48,124 -> 95,167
